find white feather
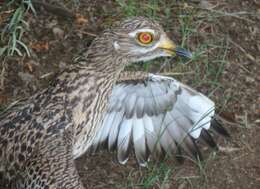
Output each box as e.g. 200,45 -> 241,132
143,114 -> 157,153
117,119 -> 133,164
159,123 -> 177,155
99,112 -> 116,143
108,110 -> 124,151
133,117 -> 147,166
125,93 -> 137,117
89,73 -> 218,165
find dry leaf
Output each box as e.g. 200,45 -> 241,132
0,95 -> 8,105
75,14 -> 88,25
30,41 -> 49,51
26,63 -> 33,72
220,111 -> 236,123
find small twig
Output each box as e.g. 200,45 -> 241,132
0,98 -> 25,116
0,59 -> 6,91
40,72 -> 54,79
218,146 -> 240,153
196,7 -> 255,23
228,38 -> 256,62
161,71 -> 195,76
215,114 -> 241,127
232,152 -> 249,161
77,30 -> 97,37
242,140 -> 254,153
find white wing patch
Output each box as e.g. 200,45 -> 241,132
88,74 -> 227,166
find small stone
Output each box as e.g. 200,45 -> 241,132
199,0 -> 215,9
52,27 -> 65,39
178,182 -> 187,189
18,72 -> 35,84
245,76 -> 255,83
46,19 -> 58,28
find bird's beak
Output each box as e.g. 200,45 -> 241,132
158,36 -> 192,59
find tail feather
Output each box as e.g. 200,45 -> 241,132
200,129 -> 218,149
189,137 -> 203,160
211,119 -> 230,138
175,144 -> 185,163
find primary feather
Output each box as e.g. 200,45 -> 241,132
89,74 -> 228,165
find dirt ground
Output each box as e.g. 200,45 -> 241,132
0,0 -> 259,188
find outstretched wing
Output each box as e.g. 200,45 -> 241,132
89,74 -> 229,166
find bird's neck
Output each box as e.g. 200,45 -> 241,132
79,37 -> 128,76
67,44 -> 129,158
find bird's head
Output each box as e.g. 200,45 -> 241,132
107,17 -> 192,63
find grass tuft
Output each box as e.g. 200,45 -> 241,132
115,0 -> 162,18
121,162 -> 172,189
0,0 -> 35,58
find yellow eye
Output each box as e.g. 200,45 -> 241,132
137,32 -> 153,45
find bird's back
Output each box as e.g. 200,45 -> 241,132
0,82 -> 67,181
0,65 -> 115,185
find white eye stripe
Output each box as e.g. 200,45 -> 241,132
128,29 -> 155,38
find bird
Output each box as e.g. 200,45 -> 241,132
0,17 -> 229,188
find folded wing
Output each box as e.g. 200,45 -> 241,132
89,74 -> 229,166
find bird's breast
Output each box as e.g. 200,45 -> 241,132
70,72 -> 118,158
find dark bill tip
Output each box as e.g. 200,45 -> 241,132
175,47 -> 192,59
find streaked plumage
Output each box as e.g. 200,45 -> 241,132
0,17 -> 229,188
